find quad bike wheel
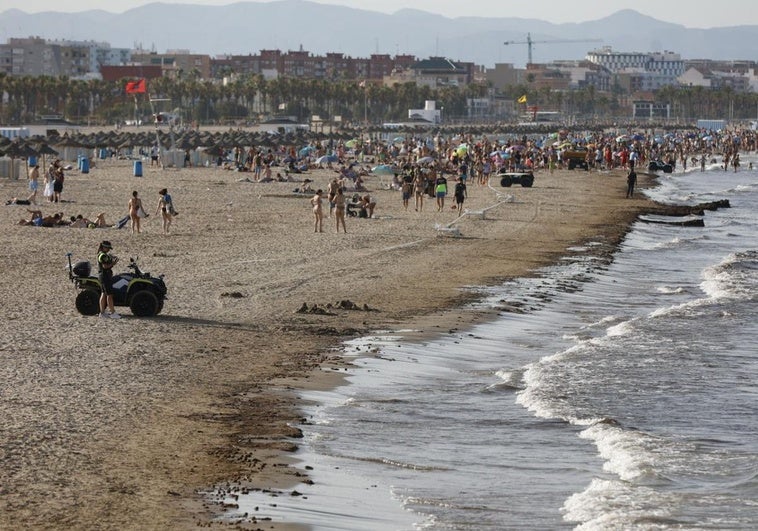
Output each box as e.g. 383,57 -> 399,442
76,289 -> 100,316
130,290 -> 159,317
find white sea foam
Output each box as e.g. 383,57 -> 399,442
701,251 -> 758,301
563,477 -> 676,529
489,368 -> 525,392
649,297 -> 708,318
656,285 -> 685,294
605,320 -> 634,337
579,423 -> 659,482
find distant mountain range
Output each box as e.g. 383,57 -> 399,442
1,1 -> 756,67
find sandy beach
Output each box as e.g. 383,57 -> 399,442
0,153 -> 659,529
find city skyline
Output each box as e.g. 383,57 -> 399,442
5,0 -> 758,30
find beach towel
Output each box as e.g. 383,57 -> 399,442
115,215 -> 130,229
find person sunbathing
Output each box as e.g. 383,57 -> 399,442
68,212 -> 110,228
18,210 -> 65,227
6,197 -> 32,205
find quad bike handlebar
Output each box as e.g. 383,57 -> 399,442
66,253 -> 163,281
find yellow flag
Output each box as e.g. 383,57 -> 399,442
518,95 -> 527,103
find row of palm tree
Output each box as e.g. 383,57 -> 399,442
1,72 -> 757,126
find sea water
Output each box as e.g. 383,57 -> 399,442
226,158 -> 758,529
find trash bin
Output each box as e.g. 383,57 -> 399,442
28,155 -> 37,167
80,157 -> 90,174
133,160 -> 143,177
99,148 -> 108,159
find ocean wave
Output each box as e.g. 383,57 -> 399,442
487,369 -> 525,392
579,422 -> 668,483
649,297 -> 710,318
655,285 -> 686,294
356,455 -> 451,472
563,478 -> 679,529
605,320 -> 635,337
701,250 -> 758,301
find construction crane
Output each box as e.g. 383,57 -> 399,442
503,33 -> 602,65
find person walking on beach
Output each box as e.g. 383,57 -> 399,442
401,178 -> 412,210
454,178 -> 467,216
155,188 -> 174,234
434,174 -> 448,212
310,189 -> 324,233
97,240 -> 120,319
413,171 -> 427,212
128,190 -> 144,234
626,168 -> 637,198
27,164 -> 39,205
333,187 -> 347,233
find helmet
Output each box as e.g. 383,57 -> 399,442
72,261 -> 91,277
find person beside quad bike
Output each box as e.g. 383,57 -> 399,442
97,240 -> 120,319
67,247 -> 168,318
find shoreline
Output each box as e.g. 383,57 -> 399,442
192,170 -> 661,528
0,159 -> 663,529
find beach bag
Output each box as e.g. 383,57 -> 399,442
168,202 -> 178,216
137,205 -> 148,218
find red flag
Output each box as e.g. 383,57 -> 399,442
125,79 -> 146,94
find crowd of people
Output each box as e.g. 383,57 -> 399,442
8,125 -> 758,236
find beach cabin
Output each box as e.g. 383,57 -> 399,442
0,127 -> 31,140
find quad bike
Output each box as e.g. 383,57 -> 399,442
66,253 -> 168,317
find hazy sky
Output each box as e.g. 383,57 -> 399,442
4,0 -> 758,29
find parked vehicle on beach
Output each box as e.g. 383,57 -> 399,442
561,148 -> 589,170
67,253 -> 168,317
498,170 -> 535,187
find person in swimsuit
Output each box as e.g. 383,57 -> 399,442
333,187 -> 347,233
155,188 -> 173,234
401,179 -> 412,210
51,161 -> 64,203
27,165 -> 39,205
413,171 -> 427,212
310,189 -> 324,233
128,190 -> 144,234
326,177 -> 340,217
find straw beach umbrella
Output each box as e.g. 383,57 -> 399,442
34,142 -> 59,169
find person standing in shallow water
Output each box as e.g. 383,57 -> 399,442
626,168 -> 637,198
